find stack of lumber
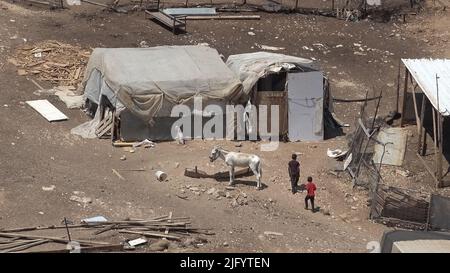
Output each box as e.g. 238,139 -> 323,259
8,40 -> 91,88
0,214 -> 213,253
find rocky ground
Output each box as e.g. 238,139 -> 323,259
0,0 -> 449,252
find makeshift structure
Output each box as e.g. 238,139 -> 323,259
399,59 -> 450,188
72,45 -> 242,141
226,52 -> 340,141
72,46 -> 341,142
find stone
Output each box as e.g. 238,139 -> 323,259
215,190 -> 226,197
174,162 -> 180,168
225,192 -> 233,198
207,188 -> 216,195
223,242 -> 229,247
339,213 -> 348,221
320,208 -> 331,216
120,155 -> 126,161
149,239 -> 170,251
42,185 -> 56,191
69,195 -> 92,205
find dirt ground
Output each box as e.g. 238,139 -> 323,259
0,0 -> 449,253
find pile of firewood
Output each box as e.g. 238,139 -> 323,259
8,40 -> 91,88
0,214 -> 213,253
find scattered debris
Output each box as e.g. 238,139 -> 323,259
155,171 -> 168,181
128,237 -> 148,247
149,239 -> 170,251
264,231 -> 284,237
25,100 -> 68,122
69,195 -> 93,206
132,139 -> 155,148
247,31 -> 256,36
120,155 -> 126,161
112,168 -> 125,180
395,169 -> 411,177
10,40 -> 90,88
327,148 -> 348,159
0,215 -> 212,252
82,216 -> 108,223
41,185 -> 55,191
255,44 -> 285,51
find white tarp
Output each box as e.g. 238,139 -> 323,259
81,46 -> 243,121
226,52 -> 314,101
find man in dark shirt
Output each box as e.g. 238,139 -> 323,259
288,154 -> 300,194
305,176 -> 317,212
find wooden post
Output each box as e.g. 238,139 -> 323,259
432,108 -> 440,187
437,113 -> 443,187
435,74 -> 443,187
400,68 -> 409,127
295,0 -> 299,10
395,59 -> 401,113
411,84 -> 421,135
418,95 -> 427,156
331,0 -> 335,10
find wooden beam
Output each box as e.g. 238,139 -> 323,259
437,113 -> 443,187
418,95 -> 427,156
396,59 -> 401,113
185,15 -> 261,20
416,153 -> 439,185
411,84 -> 421,135
400,68 -> 409,127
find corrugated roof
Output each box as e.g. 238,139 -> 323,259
402,59 -> 450,116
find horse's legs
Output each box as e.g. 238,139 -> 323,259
229,166 -> 234,186
249,163 -> 261,189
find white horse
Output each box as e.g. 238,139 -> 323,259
209,146 -> 262,189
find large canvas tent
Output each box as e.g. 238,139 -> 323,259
72,45 -> 243,139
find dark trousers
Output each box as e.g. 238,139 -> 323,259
305,195 -> 315,210
290,175 -> 299,193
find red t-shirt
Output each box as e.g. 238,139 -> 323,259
306,182 -> 316,196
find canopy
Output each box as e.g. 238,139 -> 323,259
226,52 -> 315,101
82,45 -> 243,121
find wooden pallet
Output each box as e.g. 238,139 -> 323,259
95,113 -> 113,138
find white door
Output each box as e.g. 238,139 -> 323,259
288,71 -> 324,141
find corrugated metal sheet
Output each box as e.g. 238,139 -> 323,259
402,59 -> 450,116
163,8 -> 216,16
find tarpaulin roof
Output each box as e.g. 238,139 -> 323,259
402,59 -> 450,116
226,52 -> 315,100
82,46 -> 243,121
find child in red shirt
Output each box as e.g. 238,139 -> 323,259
305,176 -> 317,212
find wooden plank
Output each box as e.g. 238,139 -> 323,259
416,152 -> 439,185
185,15 -> 260,20
25,100 -> 68,122
0,232 -> 110,246
118,230 -> 181,240
411,85 -> 421,135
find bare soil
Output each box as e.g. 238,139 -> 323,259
0,0 -> 449,252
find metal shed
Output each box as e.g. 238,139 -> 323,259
399,59 -> 450,187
